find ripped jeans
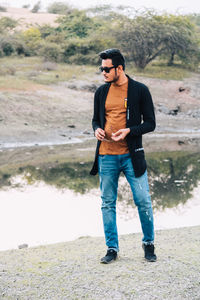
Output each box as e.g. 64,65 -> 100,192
98,153 -> 154,252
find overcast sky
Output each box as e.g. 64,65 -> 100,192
4,0 -> 200,14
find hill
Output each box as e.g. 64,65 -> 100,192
0,7 -> 59,29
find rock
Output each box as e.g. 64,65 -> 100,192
178,140 -> 185,145
179,86 -> 190,92
83,130 -> 90,135
83,84 -> 98,93
68,84 -> 77,90
68,125 -> 75,128
187,109 -> 200,118
24,123 -> 28,126
67,81 -> 99,93
156,104 -> 170,114
168,106 -> 180,116
179,87 -> 185,92
18,244 -> 28,249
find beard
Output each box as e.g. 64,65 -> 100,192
104,74 -> 120,83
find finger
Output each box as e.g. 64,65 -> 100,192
111,135 -> 121,141
112,130 -> 121,137
98,128 -> 105,134
97,133 -> 105,140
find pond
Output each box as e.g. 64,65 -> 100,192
0,148 -> 200,251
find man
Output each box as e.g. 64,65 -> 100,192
90,48 -> 157,263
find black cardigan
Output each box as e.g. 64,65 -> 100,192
90,75 -> 156,177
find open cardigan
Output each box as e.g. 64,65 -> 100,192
90,75 -> 156,177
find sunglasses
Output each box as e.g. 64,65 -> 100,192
99,66 -> 117,73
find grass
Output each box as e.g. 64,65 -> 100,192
127,61 -> 191,80
0,56 -> 97,89
0,56 -> 196,90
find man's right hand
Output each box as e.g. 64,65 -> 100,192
95,128 -> 105,141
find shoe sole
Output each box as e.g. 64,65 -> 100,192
145,257 -> 157,262
100,257 -> 118,264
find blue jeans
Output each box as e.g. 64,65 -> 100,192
98,153 -> 154,252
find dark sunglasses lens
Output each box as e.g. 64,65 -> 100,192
104,68 -> 110,73
99,67 -> 112,73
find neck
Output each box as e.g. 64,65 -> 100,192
113,73 -> 128,86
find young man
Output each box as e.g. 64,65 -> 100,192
90,49 -> 157,263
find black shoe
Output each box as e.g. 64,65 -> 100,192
100,249 -> 118,264
142,243 -> 157,262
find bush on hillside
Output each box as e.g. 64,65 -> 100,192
22,5 -> 30,9
39,42 -> 63,62
22,27 -> 42,55
62,36 -> 114,64
47,2 -> 73,15
31,1 -> 41,13
0,39 -> 14,56
0,17 -> 18,33
0,6 -> 6,12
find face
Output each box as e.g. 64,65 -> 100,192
100,59 -> 120,83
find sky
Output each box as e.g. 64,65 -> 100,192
3,0 -> 200,15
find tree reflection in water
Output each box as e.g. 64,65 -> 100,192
0,152 -> 200,211
118,152 -> 200,212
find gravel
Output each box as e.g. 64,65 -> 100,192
0,226 -> 199,299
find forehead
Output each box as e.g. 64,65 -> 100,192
101,58 -> 113,67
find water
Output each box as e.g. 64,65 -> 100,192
0,149 -> 200,251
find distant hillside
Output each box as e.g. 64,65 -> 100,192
0,7 -> 59,29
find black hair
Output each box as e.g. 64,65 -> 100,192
99,48 -> 125,70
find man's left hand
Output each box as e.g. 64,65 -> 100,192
111,128 -> 130,142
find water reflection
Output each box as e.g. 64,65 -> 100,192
0,150 -> 200,251
1,151 -> 200,211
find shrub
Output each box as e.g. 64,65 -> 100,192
47,2 -> 72,15
0,6 -> 6,12
22,27 -> 42,55
0,17 -> 18,33
31,1 -> 41,13
22,5 -> 30,9
39,42 -> 63,62
62,36 -> 114,64
67,53 -> 99,65
1,41 -> 14,56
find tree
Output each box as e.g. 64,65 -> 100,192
115,11 -> 200,69
47,2 -> 72,15
159,15 -> 199,66
31,1 -> 41,13
57,10 -> 101,38
116,12 -> 168,69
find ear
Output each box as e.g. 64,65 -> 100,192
117,65 -> 123,73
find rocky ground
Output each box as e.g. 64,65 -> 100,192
0,226 -> 199,299
0,72 -> 200,153
0,70 -> 200,299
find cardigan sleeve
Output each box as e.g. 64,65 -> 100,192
129,85 -> 156,136
92,87 -> 101,132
